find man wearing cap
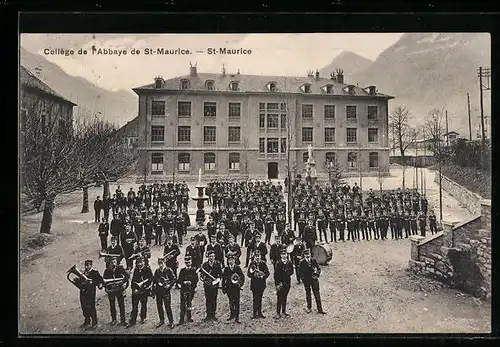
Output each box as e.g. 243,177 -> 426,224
153,257 -> 176,329
163,236 -> 181,277
201,250 -> 223,321
303,219 -> 317,251
98,217 -> 110,251
274,249 -> 294,318
120,224 -> 137,271
175,210 -> 185,246
253,234 -> 269,263
177,256 -> 198,325
264,212 -> 275,245
291,238 -> 305,284
103,256 -> 129,326
185,237 -> 202,269
106,236 -> 124,266
281,224 -> 295,249
110,214 -> 124,246
78,260 -> 104,329
132,238 -> 152,267
94,196 -> 103,223
269,235 -> 286,266
228,215 -> 240,244
224,235 -> 242,266
222,255 -> 244,323
275,212 -> 286,238
206,235 -> 224,264
193,228 -> 208,264
298,249 -> 326,315
207,215 -> 217,240
247,250 -> 270,319
127,256 -> 154,328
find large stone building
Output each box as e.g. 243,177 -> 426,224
133,66 -> 394,180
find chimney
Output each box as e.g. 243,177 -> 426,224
368,85 -> 376,95
237,69 -> 240,75
336,69 -> 344,84
315,69 -> 320,80
307,70 -> 314,78
330,72 -> 337,82
154,76 -> 164,89
189,62 -> 197,76
222,64 -> 226,76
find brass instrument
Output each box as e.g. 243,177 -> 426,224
312,266 -> 320,280
275,282 -> 284,292
163,249 -> 177,261
66,265 -> 92,290
156,276 -> 176,290
230,272 -> 241,286
249,263 -> 265,279
197,266 -> 221,287
286,243 -> 295,254
131,278 -> 152,296
99,251 -> 122,259
103,277 -> 129,294
128,248 -> 149,261
125,238 -> 136,245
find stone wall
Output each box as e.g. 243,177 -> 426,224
435,173 -> 482,214
409,199 -> 491,300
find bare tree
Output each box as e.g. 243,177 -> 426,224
21,95 -> 81,233
389,106 -> 417,189
424,108 -> 446,160
325,156 -> 344,187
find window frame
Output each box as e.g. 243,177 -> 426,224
228,126 -> 241,143
324,104 -> 335,120
229,81 -> 239,91
151,153 -> 164,173
205,80 -> 215,91
177,101 -> 192,118
302,127 -> 313,142
324,127 -> 335,143
228,102 -> 241,119
368,128 -> 379,143
180,79 -> 190,90
347,152 -> 358,169
229,152 -> 240,170
204,152 -> 216,171
203,126 -> 217,143
267,113 -> 279,129
301,104 -> 313,119
369,152 -> 379,168
178,153 -> 190,171
346,128 -> 357,144
266,138 -> 279,154
367,105 -> 378,120
151,125 -> 165,143
346,105 -> 357,120
204,101 -> 217,118
326,152 -> 336,164
259,138 -> 265,153
177,126 -> 191,142
151,100 -> 166,116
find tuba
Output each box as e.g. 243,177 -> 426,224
103,277 -> 128,294
197,266 -> 221,287
66,265 -> 91,290
131,278 -> 152,296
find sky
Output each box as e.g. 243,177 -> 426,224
20,33 -> 404,92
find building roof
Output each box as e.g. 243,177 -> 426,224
390,148 -> 435,157
116,116 -> 140,137
444,131 -> 459,136
20,66 -> 77,106
132,71 -> 394,99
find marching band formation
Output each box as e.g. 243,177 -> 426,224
69,179 -> 438,331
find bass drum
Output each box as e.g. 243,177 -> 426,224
312,243 -> 333,265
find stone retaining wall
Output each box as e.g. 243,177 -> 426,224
409,199 -> 491,300
435,173 -> 482,214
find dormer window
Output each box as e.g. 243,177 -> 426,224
155,79 -> 162,88
229,81 -> 239,91
325,84 -> 333,94
300,83 -> 311,93
267,81 -> 277,92
205,80 -> 215,91
343,85 -> 355,95
180,79 -> 190,90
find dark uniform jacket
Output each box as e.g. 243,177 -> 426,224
269,243 -> 286,263
247,260 -> 270,291
80,268 -> 104,297
103,265 -> 129,296
303,225 -> 317,243
254,242 -> 268,261
98,222 -> 109,237
177,267 -> 199,293
106,244 -> 124,262
131,266 -> 154,296
298,258 -> 321,285
206,242 -> 224,263
185,244 -> 202,268
200,260 -> 223,288
273,259 -> 294,286
222,265 -> 245,292
224,243 -> 242,264
153,266 -> 176,295
120,230 -> 137,254
163,243 -> 181,269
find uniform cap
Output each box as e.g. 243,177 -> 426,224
84,260 -> 93,266
302,249 -> 311,257
166,235 -> 173,241
184,256 -> 192,262
280,249 -> 287,255
206,250 -> 215,256
253,250 -> 261,256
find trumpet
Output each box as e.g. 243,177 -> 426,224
229,272 -> 243,288
156,276 -> 176,290
103,277 -> 129,294
128,248 -> 149,261
99,251 -> 122,259
249,263 -> 265,279
197,266 -> 221,287
131,278 -> 152,296
163,249 -> 177,261
66,265 -> 92,290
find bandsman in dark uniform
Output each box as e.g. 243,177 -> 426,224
177,256 -> 198,325
98,218 -> 109,251
94,196 -> 103,223
410,211 -> 418,236
273,249 -> 294,318
337,212 -> 346,242
328,211 -> 337,243
281,223 -> 295,248
120,224 -> 137,271
253,234 -> 269,263
276,212 -> 286,237
126,256 -> 153,328
264,212 -> 275,245
228,215 -> 241,244
367,212 -> 377,240
110,214 -> 124,246
131,238 -> 152,268
316,210 -> 327,243
224,235 -> 242,266
163,236 -> 181,277
222,255 -> 244,324
418,212 -> 427,237
194,227 -> 208,264
185,237 -> 202,269
303,219 -> 317,250
103,257 -> 129,326
269,235 -> 286,266
298,249 -> 326,315
297,213 -> 307,239
206,234 -> 224,264
200,250 -> 223,321
152,257 -> 176,329
154,217 -> 163,246
429,210 -> 437,234
106,236 -> 124,266
359,212 -> 368,240
247,250 -> 270,319
77,260 -> 104,329
389,211 -> 397,240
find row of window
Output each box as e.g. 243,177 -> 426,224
151,125 -> 379,144
151,100 -> 378,121
151,152 -> 241,173
150,151 -> 380,173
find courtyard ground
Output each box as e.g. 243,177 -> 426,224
19,168 -> 489,334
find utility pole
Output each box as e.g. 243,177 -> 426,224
445,110 -> 449,147
438,117 -> 443,221
467,93 -> 472,141
478,66 -> 491,169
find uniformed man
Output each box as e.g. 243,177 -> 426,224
429,210 -> 437,234
154,217 -> 163,246
106,236 -> 124,266
281,223 -> 295,248
77,260 -> 103,329
275,212 -> 286,237
273,249 -> 294,319
224,235 -> 242,266
131,238 -> 152,268
298,249 -> 326,315
418,212 -> 427,237
297,213 -> 307,239
222,255 -> 244,324
247,250 -> 270,319
328,211 -> 337,243
110,214 -> 124,246
264,212 -> 275,245
410,211 -> 418,236
359,212 -> 368,241
133,215 -> 145,241
163,236 -> 181,277
269,235 -> 286,266
193,227 -> 208,264
94,196 -> 103,223
206,234 -> 224,264
228,215 -> 241,244
175,211 -> 185,246
303,219 -> 317,250
126,256 -> 153,328
316,210 -> 327,243
98,218 -> 110,251
120,224 -> 137,271
253,234 -> 269,263
200,250 -> 223,321
185,237 -> 202,269
336,211 -> 346,242
177,256 -> 198,325
103,257 -> 129,326
152,257 -> 176,329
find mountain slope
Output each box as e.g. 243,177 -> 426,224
319,51 -> 372,82
20,48 -> 137,126
350,33 -> 491,136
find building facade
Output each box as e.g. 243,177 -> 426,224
133,66 -> 394,180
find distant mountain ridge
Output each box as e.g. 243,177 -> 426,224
343,33 -> 491,137
319,51 -> 372,82
20,48 -> 138,127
